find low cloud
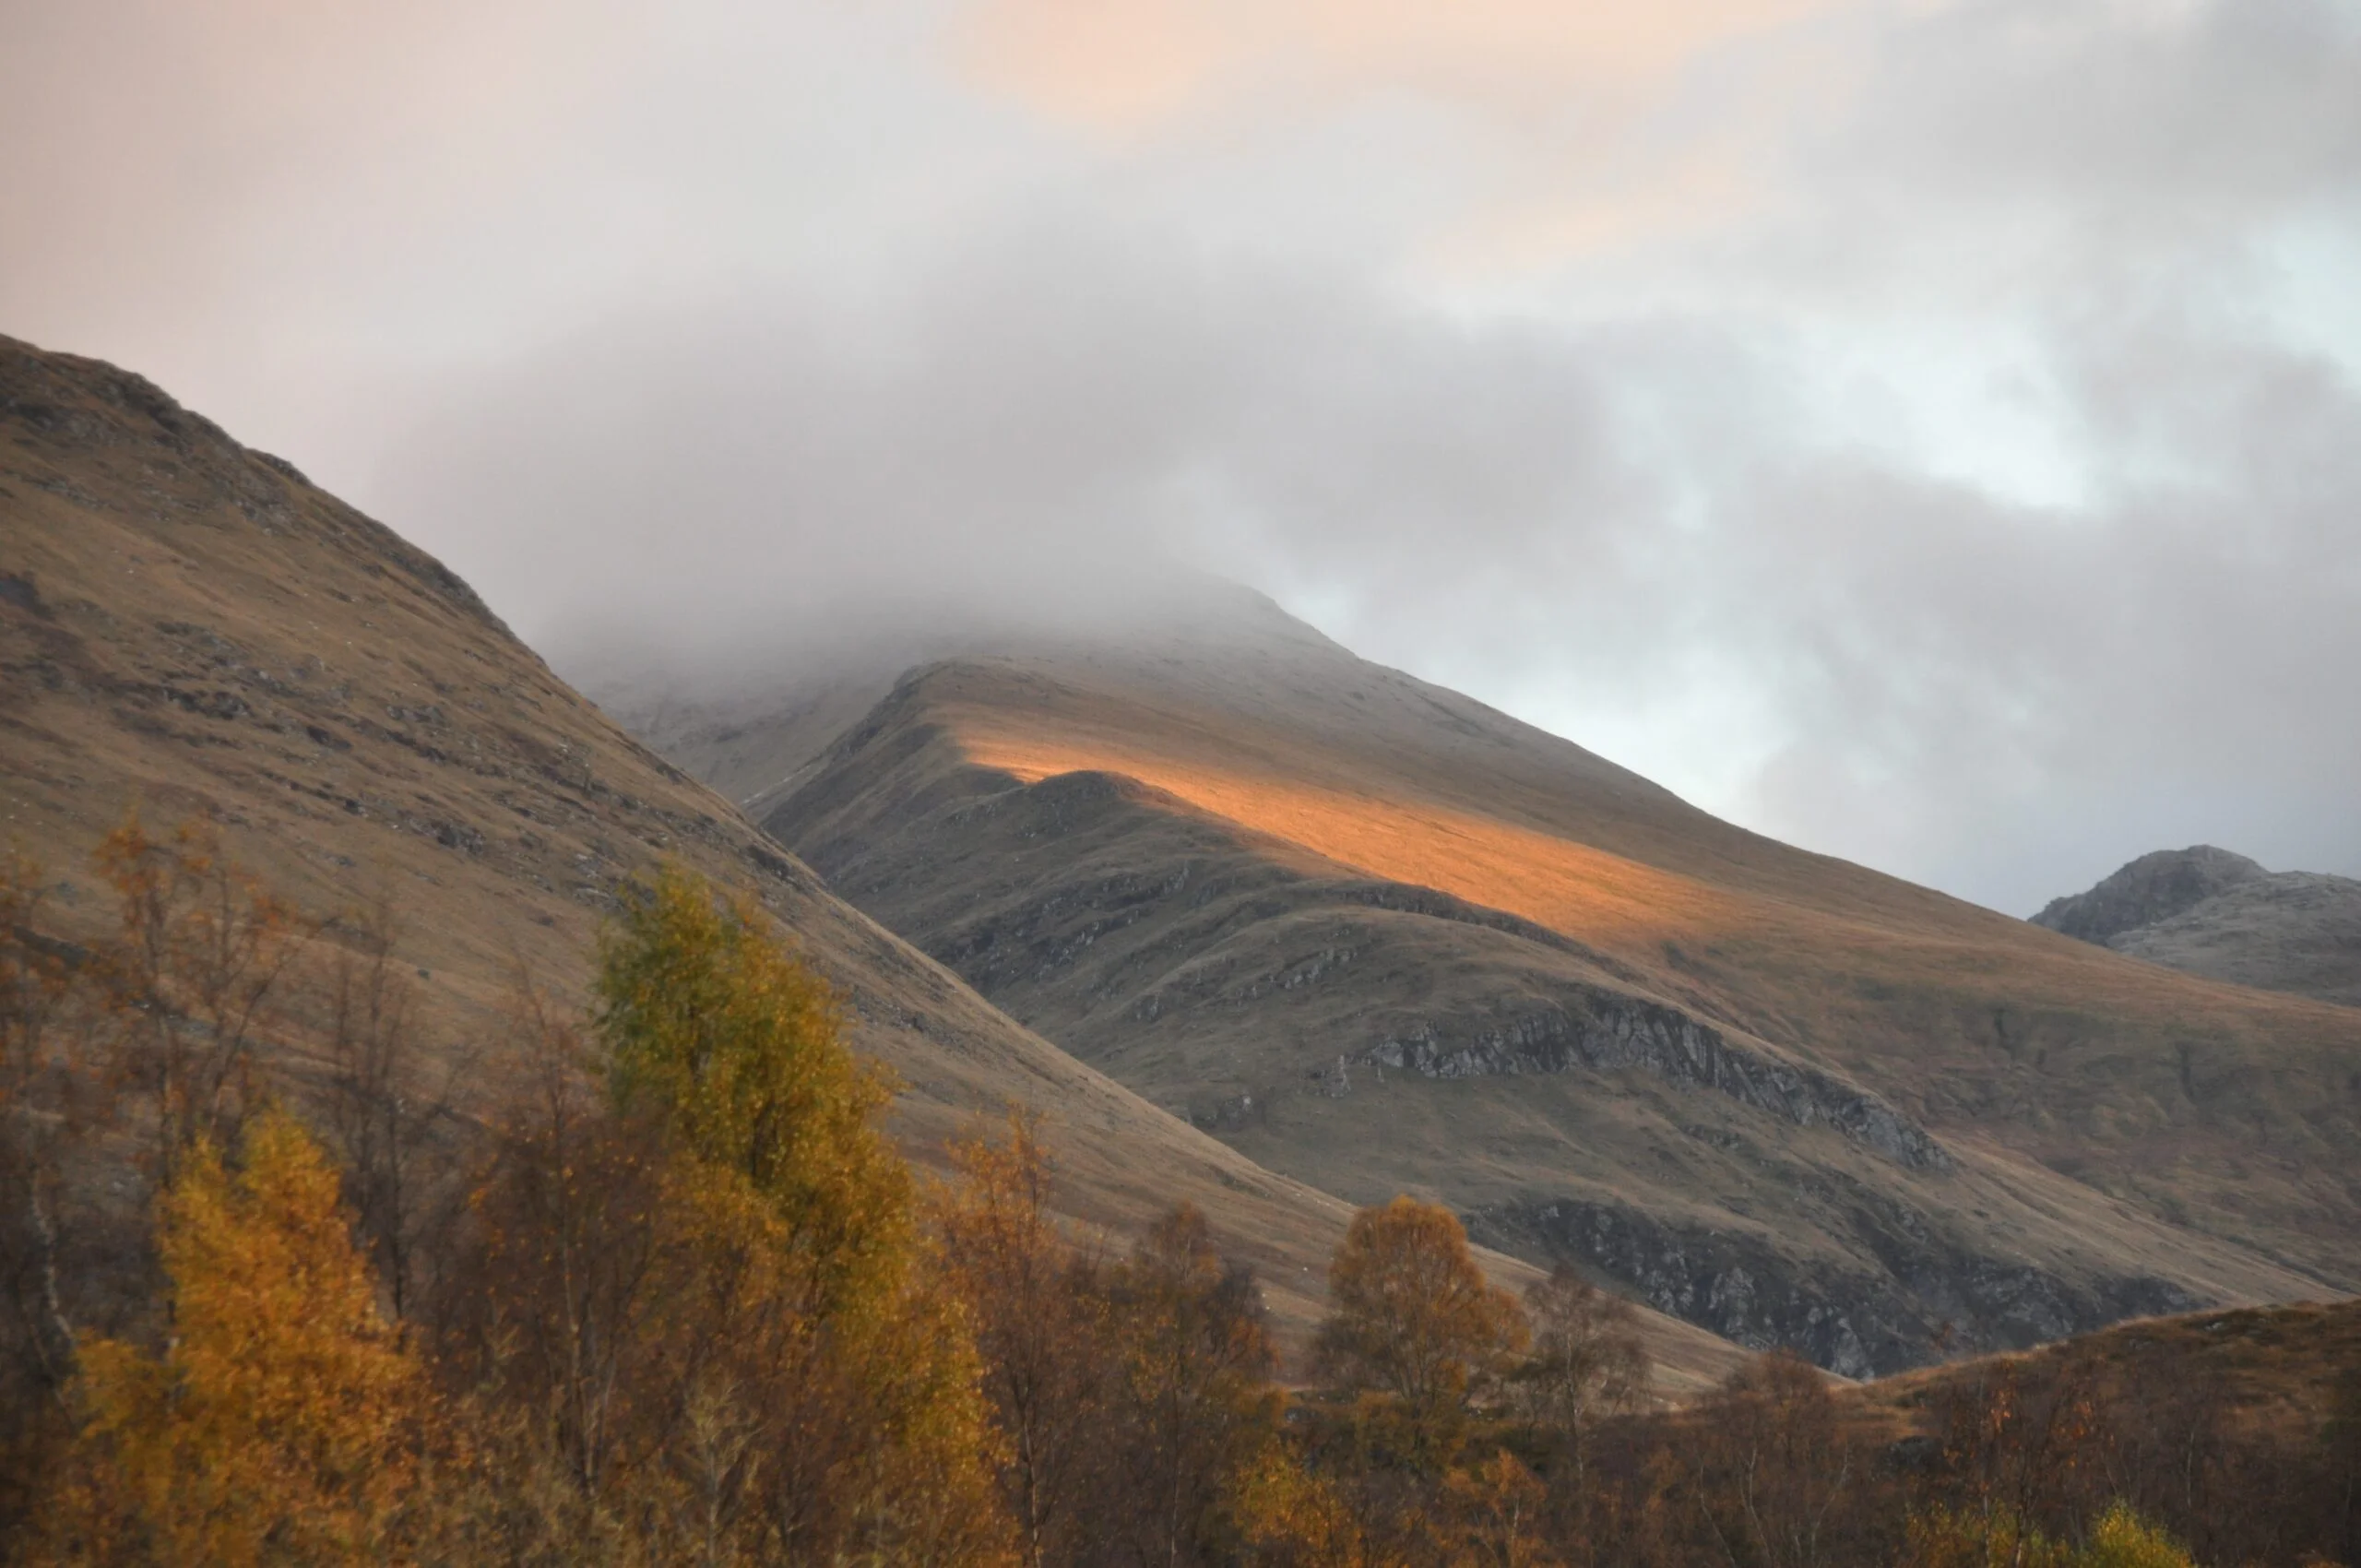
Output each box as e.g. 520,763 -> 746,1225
6,0 -> 2357,915
371,199 -> 2361,913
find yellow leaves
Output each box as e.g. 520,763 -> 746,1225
597,866 -> 908,1316
1236,1447 -> 1390,1568
1315,1196 -> 1529,1425
1438,1451 -> 1558,1568
1901,1501 -> 2197,1568
573,866 -> 1009,1564
2074,1503 -> 2201,1568
50,1108 -> 437,1566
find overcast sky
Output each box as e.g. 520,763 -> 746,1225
6,0 -> 2357,914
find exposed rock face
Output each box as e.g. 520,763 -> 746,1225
768,727 -> 1944,1173
2035,849 -> 2361,1006
1472,1198 -> 2198,1378
1355,995 -> 1950,1172
2033,847 -> 2267,944
2112,873 -> 2361,1007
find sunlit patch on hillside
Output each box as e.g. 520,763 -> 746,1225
958,729 -> 1750,953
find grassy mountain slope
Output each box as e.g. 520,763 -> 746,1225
1855,1293 -> 2361,1440
609,589 -> 2358,1374
0,336 -> 1746,1386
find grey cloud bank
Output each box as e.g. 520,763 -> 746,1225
4,0 -> 2356,917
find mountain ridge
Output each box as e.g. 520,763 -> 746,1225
596,618 -> 2359,1375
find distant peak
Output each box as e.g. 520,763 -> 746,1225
2031,845 -> 2268,944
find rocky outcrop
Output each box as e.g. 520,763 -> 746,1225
789,761 -> 1951,1171
2108,873 -> 2361,1007
1358,995 -> 1951,1171
738,677 -> 2331,1381
1474,1196 -> 2200,1378
2035,848 -> 2361,1006
2034,847 -> 2267,945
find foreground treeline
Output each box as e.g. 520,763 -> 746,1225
1,824 -> 2356,1565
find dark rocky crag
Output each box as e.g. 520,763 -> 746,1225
1470,1196 -> 2197,1379
2035,847 -> 2361,1007
2033,846 -> 2269,944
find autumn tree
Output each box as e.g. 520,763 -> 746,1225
589,866 -> 1009,1563
2072,1503 -> 2199,1568
939,1110 -> 1110,1568
1,850 -> 77,1378
939,1108 -> 1286,1568
1439,1450 -> 1559,1568
317,894 -> 463,1324
441,982 -> 670,1550
0,848 -> 99,1533
1922,1350 -> 2111,1546
1513,1265 -> 1647,1466
1689,1351 -> 1858,1568
1236,1446 -> 1397,1568
38,1108 -> 444,1565
1314,1197 -> 1527,1462
1901,1500 -> 2196,1568
1102,1202 -> 1280,1567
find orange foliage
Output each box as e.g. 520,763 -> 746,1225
1316,1197 -> 1529,1431
40,1109 -> 440,1565
1440,1450 -> 1560,1568
1236,1445 -> 1401,1568
941,1110 -> 1097,1568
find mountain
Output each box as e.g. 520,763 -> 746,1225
2035,848 -> 2361,1007
587,585 -> 2361,1377
0,335 -> 1750,1389
2030,846 -> 2269,944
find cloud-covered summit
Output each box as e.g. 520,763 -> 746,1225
5,0 -> 2355,915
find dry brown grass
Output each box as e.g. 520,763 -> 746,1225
1855,1295 -> 2361,1440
